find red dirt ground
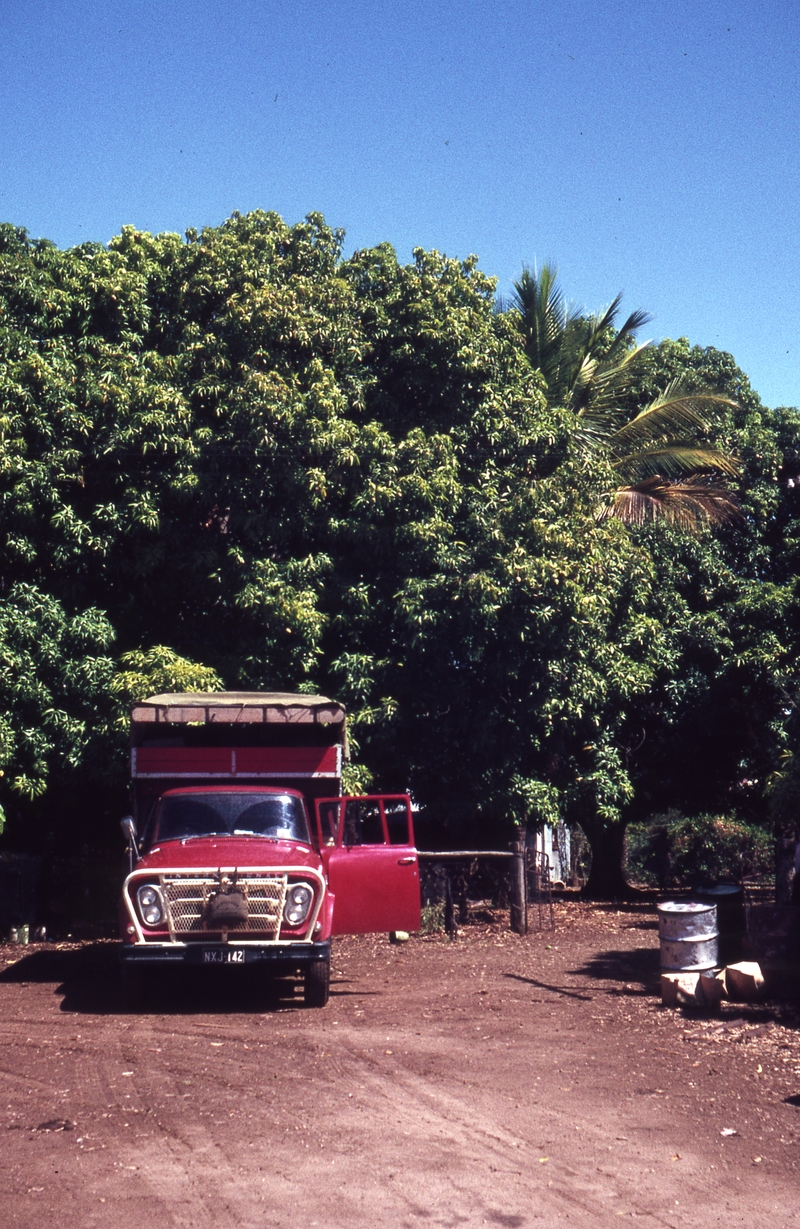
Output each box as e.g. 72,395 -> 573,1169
2,900 -> 800,1228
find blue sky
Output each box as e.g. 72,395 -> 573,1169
1,0 -> 798,407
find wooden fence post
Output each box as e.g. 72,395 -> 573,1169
444,874 -> 457,938
510,841 -> 527,935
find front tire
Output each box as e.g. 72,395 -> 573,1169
303,957 -> 330,1008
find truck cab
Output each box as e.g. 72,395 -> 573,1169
119,692 -> 420,1007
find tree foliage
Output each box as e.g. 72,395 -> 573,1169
0,215 -> 798,896
509,265 -> 741,530
598,342 -> 800,884
0,214 -> 661,858
0,584 -> 114,832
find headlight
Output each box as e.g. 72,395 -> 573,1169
136,884 -> 165,927
283,882 -> 313,926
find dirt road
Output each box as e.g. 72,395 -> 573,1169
2,902 -> 799,1228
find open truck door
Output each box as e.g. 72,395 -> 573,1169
315,795 -> 421,935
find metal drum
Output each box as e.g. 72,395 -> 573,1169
657,901 -> 718,971
696,885 -> 744,965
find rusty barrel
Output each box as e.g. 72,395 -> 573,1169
657,901 -> 718,972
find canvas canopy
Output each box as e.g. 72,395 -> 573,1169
130,692 -> 346,729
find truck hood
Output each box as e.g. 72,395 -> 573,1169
136,837 -> 323,872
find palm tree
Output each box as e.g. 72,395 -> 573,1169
510,264 -> 741,529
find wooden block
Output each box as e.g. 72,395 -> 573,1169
725,961 -> 765,1002
660,973 -> 679,1006
698,971 -> 724,1010
661,972 -> 703,1007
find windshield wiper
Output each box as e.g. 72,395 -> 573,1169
170,831 -> 227,842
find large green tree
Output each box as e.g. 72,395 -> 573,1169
3,215 -> 798,901
505,273 -> 800,893
0,215 -> 662,870
615,340 -> 800,845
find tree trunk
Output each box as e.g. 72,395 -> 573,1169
578,819 -> 634,900
775,837 -> 796,906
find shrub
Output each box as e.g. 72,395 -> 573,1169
626,811 -> 773,888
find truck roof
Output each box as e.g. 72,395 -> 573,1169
130,692 -> 346,727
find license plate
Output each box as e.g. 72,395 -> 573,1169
203,948 -> 245,964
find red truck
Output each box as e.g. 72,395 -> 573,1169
119,692 -> 421,1007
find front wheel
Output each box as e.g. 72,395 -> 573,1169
303,957 -> 330,1008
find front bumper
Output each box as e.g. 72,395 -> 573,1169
119,940 -> 331,967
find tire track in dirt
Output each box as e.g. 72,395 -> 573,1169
292,1027 -> 769,1228
4,916 -> 800,1228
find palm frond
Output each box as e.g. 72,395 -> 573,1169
575,340 -> 653,420
612,444 -> 740,481
611,379 -> 737,451
585,292 -> 624,340
510,267 -> 741,537
597,475 -> 742,530
580,298 -> 651,358
511,264 -> 583,402
571,352 -> 600,404
615,307 -> 653,338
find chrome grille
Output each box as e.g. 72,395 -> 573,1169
161,874 -> 288,937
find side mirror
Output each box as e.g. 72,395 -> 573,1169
121,816 -> 138,872
120,816 -> 137,842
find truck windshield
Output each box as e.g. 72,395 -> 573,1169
153,792 -> 310,845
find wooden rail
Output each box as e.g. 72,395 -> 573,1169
418,850 -> 513,859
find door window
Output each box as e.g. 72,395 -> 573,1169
315,796 -> 414,848
383,798 -> 411,845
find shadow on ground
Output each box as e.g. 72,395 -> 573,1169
503,972 -> 593,1002
570,945 -> 661,995
0,943 -> 337,1015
